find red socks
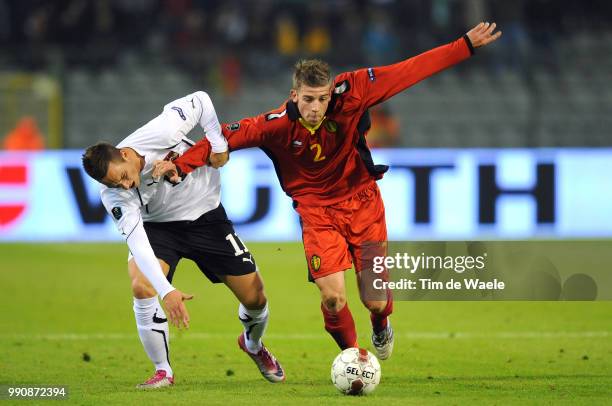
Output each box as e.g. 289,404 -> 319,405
321,302 -> 358,349
370,296 -> 393,334
321,296 -> 393,348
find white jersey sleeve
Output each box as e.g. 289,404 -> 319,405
101,187 -> 175,299
162,91 -> 228,153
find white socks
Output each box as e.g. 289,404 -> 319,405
133,297 -> 172,377
238,302 -> 269,354
132,298 -> 269,372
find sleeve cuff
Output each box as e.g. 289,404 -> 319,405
210,143 -> 228,153
158,285 -> 176,300
463,34 -> 475,55
208,134 -> 228,154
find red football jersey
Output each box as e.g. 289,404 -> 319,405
175,36 -> 473,206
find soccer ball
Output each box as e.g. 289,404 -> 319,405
331,348 -> 381,395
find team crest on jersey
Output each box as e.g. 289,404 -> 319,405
324,120 -> 338,133
111,207 -> 123,220
311,255 -> 321,272
226,122 -> 240,131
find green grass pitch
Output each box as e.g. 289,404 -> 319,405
0,243 -> 610,405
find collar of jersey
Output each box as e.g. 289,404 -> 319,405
298,116 -> 326,135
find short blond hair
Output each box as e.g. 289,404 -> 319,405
292,59 -> 332,89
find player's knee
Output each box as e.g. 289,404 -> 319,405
242,274 -> 267,309
131,277 -> 156,299
322,292 -> 347,312
242,291 -> 267,310
363,300 -> 387,314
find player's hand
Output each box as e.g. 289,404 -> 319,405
209,150 -> 229,169
152,160 -> 181,183
162,289 -> 194,329
466,22 -> 502,48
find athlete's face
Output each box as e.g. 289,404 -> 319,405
102,150 -> 141,189
291,84 -> 333,126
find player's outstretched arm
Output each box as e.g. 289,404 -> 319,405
162,289 -> 194,329
113,204 -> 195,329
466,22 -> 502,48
354,22 -> 501,108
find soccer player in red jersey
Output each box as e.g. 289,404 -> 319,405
155,22 -> 501,359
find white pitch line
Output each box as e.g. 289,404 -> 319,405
0,331 -> 609,341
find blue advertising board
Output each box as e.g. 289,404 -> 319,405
1,149 -> 611,241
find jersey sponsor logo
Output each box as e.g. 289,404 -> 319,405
226,122 -> 241,131
111,206 -> 123,220
324,120 -> 338,133
310,255 -> 321,272
170,106 -> 186,121
292,140 -> 303,147
266,110 -> 287,121
367,67 -> 376,82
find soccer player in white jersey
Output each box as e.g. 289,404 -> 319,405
81,91 -> 285,388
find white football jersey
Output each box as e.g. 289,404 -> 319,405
101,91 -> 226,226
98,91 -> 228,298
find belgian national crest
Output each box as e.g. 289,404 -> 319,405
311,255 -> 321,272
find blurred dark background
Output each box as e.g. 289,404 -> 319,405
1,0 -> 612,149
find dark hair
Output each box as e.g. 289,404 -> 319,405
292,59 -> 332,89
82,142 -> 122,182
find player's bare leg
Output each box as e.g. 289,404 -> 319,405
356,271 -> 394,360
315,271 -> 359,349
129,259 -> 175,388
220,271 -> 285,383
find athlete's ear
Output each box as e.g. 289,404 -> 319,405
119,148 -> 129,162
290,88 -> 298,102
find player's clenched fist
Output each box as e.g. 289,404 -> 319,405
466,22 -> 502,48
162,289 -> 194,329
152,160 -> 181,183
209,150 -> 229,169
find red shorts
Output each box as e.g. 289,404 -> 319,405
295,182 -> 388,281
